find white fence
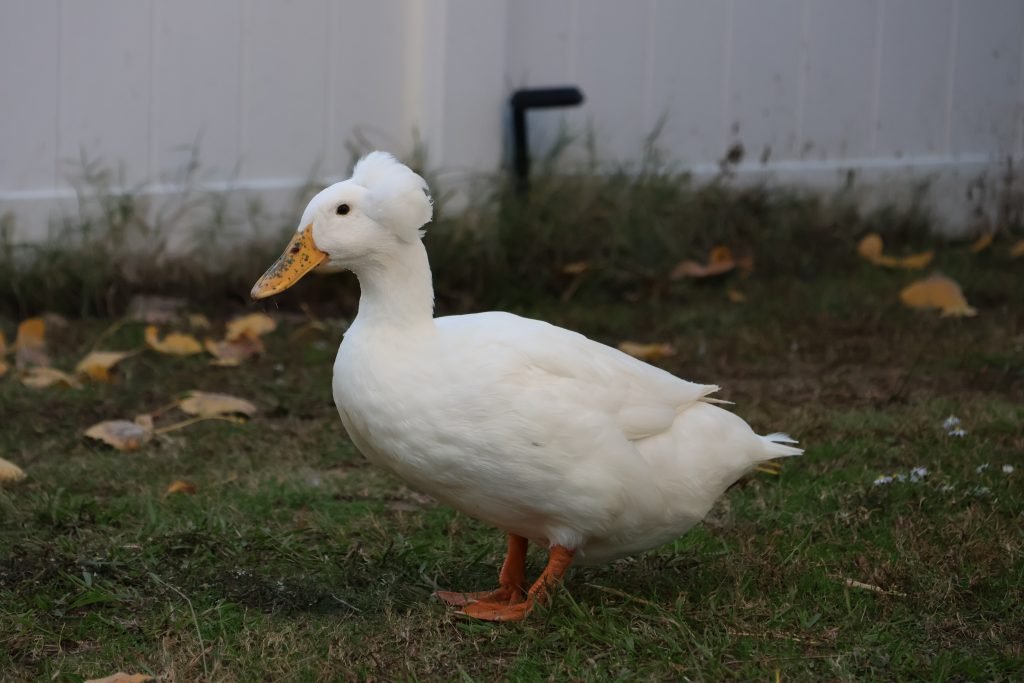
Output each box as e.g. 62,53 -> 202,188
2,0 -> 1022,238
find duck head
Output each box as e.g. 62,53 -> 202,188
251,151 -> 433,299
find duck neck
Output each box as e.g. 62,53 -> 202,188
351,240 -> 436,331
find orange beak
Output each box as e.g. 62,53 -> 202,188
250,225 -> 329,300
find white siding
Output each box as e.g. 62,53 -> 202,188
1,0 -> 1021,237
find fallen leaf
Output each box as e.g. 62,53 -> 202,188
727,288 -> 746,303
1010,240 -> 1024,258
900,274 -> 977,317
856,233 -> 884,261
856,233 -> 933,269
0,360 -> 7,378
968,232 -> 994,253
670,245 -> 736,279
134,414 -> 155,431
179,391 -> 257,418
204,335 -> 265,366
188,313 -> 212,330
0,457 -> 26,485
225,313 -> 277,341
14,317 -> 50,368
20,367 -> 81,389
165,480 -> 197,495
145,326 -> 203,356
84,673 -> 154,683
85,420 -> 154,451
75,350 -> 135,382
618,341 -> 677,361
561,260 -> 590,276
15,318 -> 45,348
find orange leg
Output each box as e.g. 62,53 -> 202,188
435,534 -> 529,607
459,545 -> 575,622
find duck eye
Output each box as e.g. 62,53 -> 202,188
336,203 -> 350,216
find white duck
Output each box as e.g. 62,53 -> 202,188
251,152 -> 802,621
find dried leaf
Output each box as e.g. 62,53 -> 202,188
15,318 -> 46,348
85,420 -> 154,451
75,350 -> 134,382
20,367 -> 81,389
856,233 -> 884,260
1010,240 -> 1024,259
204,335 -> 264,366
900,274 -> 977,317
85,673 -> 154,683
179,391 -> 257,418
875,251 -> 934,269
145,326 -> 203,356
618,341 -> 677,361
670,245 -> 736,279
14,318 -> 50,368
561,260 -> 590,276
857,233 -> 933,269
188,313 -> 212,330
225,313 -> 277,341
968,232 -> 994,253
727,288 -> 746,303
165,480 -> 197,495
0,457 -> 26,484
0,360 -> 8,378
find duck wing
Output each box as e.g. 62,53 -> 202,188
436,312 -> 718,441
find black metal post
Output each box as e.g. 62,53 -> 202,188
509,87 -> 584,195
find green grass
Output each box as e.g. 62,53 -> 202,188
1,246 -> 1022,681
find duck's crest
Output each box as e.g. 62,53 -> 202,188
353,152 -> 433,242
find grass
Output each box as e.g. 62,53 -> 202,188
5,143 -> 1019,320
1,238 -> 1022,680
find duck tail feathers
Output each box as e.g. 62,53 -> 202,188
759,432 -> 804,459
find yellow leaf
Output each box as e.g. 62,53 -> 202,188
179,390 -> 258,418
20,367 -> 81,389
708,245 -> 734,265
727,288 -> 746,303
561,260 -> 590,275
618,341 -> 677,361
14,317 -> 45,349
1010,240 -> 1024,258
968,232 -> 994,253
14,317 -> 50,368
204,335 -> 264,367
0,457 -> 26,485
875,250 -> 934,269
899,274 -> 977,317
856,233 -> 884,261
84,420 -> 154,451
75,350 -> 135,382
670,245 -> 738,279
225,313 -> 277,341
84,674 -> 154,683
857,233 -> 933,269
144,326 -> 203,356
188,313 -> 212,330
165,479 -> 197,495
